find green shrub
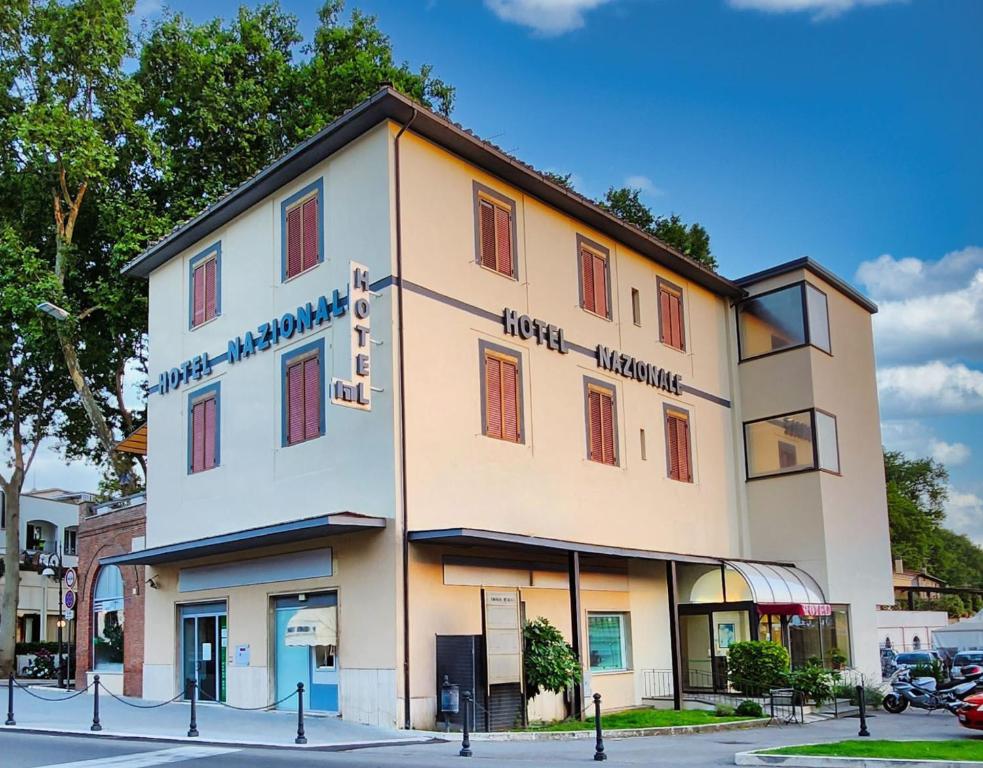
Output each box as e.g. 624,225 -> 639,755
523,617 -> 582,701
22,649 -> 57,679
735,700 -> 764,717
832,683 -> 884,707
714,704 -> 736,717
727,641 -> 790,694
910,660 -> 945,685
787,665 -> 837,704
15,642 -> 76,656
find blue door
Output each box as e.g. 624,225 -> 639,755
274,594 -> 338,713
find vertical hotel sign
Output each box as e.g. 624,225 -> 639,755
331,261 -> 371,410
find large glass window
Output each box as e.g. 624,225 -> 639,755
744,409 -> 840,479
93,566 -> 124,671
588,613 -> 629,672
737,282 -> 831,361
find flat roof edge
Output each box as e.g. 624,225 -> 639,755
735,257 -> 878,314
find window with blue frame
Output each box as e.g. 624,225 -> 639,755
588,613 -> 630,672
187,382 -> 221,473
189,243 -> 221,329
281,339 -> 325,446
281,179 -> 324,281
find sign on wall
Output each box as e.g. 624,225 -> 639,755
331,262 -> 372,410
482,589 -> 523,688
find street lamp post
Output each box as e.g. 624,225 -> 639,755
41,547 -> 65,688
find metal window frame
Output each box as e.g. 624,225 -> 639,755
736,280 -> 833,363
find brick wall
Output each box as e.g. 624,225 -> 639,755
75,503 -> 146,697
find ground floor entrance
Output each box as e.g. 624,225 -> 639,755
273,593 -> 339,713
679,604 -> 755,691
181,602 -> 227,703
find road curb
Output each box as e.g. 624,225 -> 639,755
735,745 -> 977,767
423,716 -> 771,741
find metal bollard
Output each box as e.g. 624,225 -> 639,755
295,682 -> 307,744
856,685 -> 870,737
188,682 -> 199,737
459,690 -> 473,757
91,674 -> 102,731
593,693 -> 607,761
5,672 -> 15,726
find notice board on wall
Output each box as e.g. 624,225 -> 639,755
482,589 -> 523,688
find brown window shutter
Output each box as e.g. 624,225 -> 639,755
479,200 -> 497,271
678,417 -> 692,481
204,258 -> 217,321
203,397 -> 217,469
581,250 -> 595,313
484,354 -> 503,438
667,415 -> 680,479
286,206 -> 302,278
192,265 -> 206,327
501,359 -> 519,441
588,390 -> 602,461
659,288 -> 671,344
287,361 -> 304,444
302,197 -> 319,271
593,255 -> 608,318
669,293 -> 683,349
494,205 -> 512,276
191,401 -> 205,472
600,392 -> 615,464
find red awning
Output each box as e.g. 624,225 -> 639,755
758,602 -> 832,617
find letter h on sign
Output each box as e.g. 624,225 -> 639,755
331,261 -> 372,410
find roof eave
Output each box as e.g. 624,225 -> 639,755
735,257 -> 878,314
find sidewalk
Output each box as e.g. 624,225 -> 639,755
2,684 -> 437,749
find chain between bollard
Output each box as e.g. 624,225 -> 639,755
295,682 -> 307,744
856,684 -> 870,737
459,690 -> 473,757
91,675 -> 102,731
593,692 -> 606,761
6,672 -> 15,726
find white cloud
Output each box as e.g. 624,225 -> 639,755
625,175 -> 663,196
484,0 -> 614,35
133,0 -> 162,21
727,0 -> 903,20
857,246 -> 983,302
881,419 -> 971,466
878,361 -> 983,415
945,490 -> 983,548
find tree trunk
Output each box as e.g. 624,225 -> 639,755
0,485 -> 22,677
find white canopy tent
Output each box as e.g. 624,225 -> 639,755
932,610 -> 983,657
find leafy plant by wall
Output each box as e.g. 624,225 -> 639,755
727,640 -> 790,694
523,618 -> 582,702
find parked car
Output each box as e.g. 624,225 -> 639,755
894,650 -> 942,672
956,692 -> 983,731
952,652 -> 983,680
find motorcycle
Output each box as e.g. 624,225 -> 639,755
882,664 -> 983,714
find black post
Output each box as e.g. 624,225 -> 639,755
856,685 -> 870,737
56,551 -> 64,689
295,682 -> 307,744
666,561 -> 684,711
459,690 -> 472,758
91,674 -> 102,731
568,551 -> 584,719
5,672 -> 15,726
593,693 -> 607,761
187,682 -> 199,737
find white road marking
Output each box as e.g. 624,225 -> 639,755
36,746 -> 240,768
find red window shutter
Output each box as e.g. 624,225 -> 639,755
593,255 -> 608,318
581,250 -> 595,313
286,206 -> 302,278
302,197 -> 319,271
203,397 -> 217,469
191,401 -> 205,472
303,357 -> 320,440
494,205 -> 512,276
501,359 -> 519,441
669,293 -> 683,349
287,362 -> 304,444
600,392 -> 615,464
677,417 -> 691,481
485,355 -> 502,438
204,259 -> 217,321
659,288 -> 671,343
667,415 -> 680,479
588,390 -> 602,461
192,265 -> 206,327
479,200 -> 497,270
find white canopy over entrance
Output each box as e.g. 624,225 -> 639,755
725,560 -> 829,615
284,606 -> 337,647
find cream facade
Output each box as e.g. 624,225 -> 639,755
109,88 -> 893,730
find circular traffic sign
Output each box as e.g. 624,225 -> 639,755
64,590 -> 76,610
64,568 -> 77,589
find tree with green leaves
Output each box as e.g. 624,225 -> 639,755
523,617 -> 581,706
601,186 -> 717,270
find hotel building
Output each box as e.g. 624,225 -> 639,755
100,88 -> 893,729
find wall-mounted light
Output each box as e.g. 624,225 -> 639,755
146,575 -> 160,590
36,302 -> 70,322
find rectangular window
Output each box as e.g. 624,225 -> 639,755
665,406 -> 693,482
63,527 -> 78,556
580,242 -> 611,319
586,380 -> 617,465
188,383 -> 220,473
737,281 -> 831,361
744,408 -> 840,479
588,613 -> 630,672
631,288 -> 641,326
282,339 -> 325,447
658,278 -> 686,351
281,179 -> 323,281
26,524 -> 44,551
640,428 -> 647,461
482,344 -> 522,443
189,244 -> 220,329
473,182 -> 517,279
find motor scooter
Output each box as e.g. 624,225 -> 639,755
883,664 -> 983,714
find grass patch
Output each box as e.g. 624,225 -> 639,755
763,739 -> 983,761
526,708 -> 756,731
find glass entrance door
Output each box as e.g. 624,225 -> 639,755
273,593 -> 338,713
180,603 -> 227,702
680,614 -> 713,690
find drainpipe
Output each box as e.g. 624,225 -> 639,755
394,107 -> 418,730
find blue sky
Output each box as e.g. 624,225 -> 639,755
32,0 -> 983,544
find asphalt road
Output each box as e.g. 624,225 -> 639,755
1,710 -> 978,767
